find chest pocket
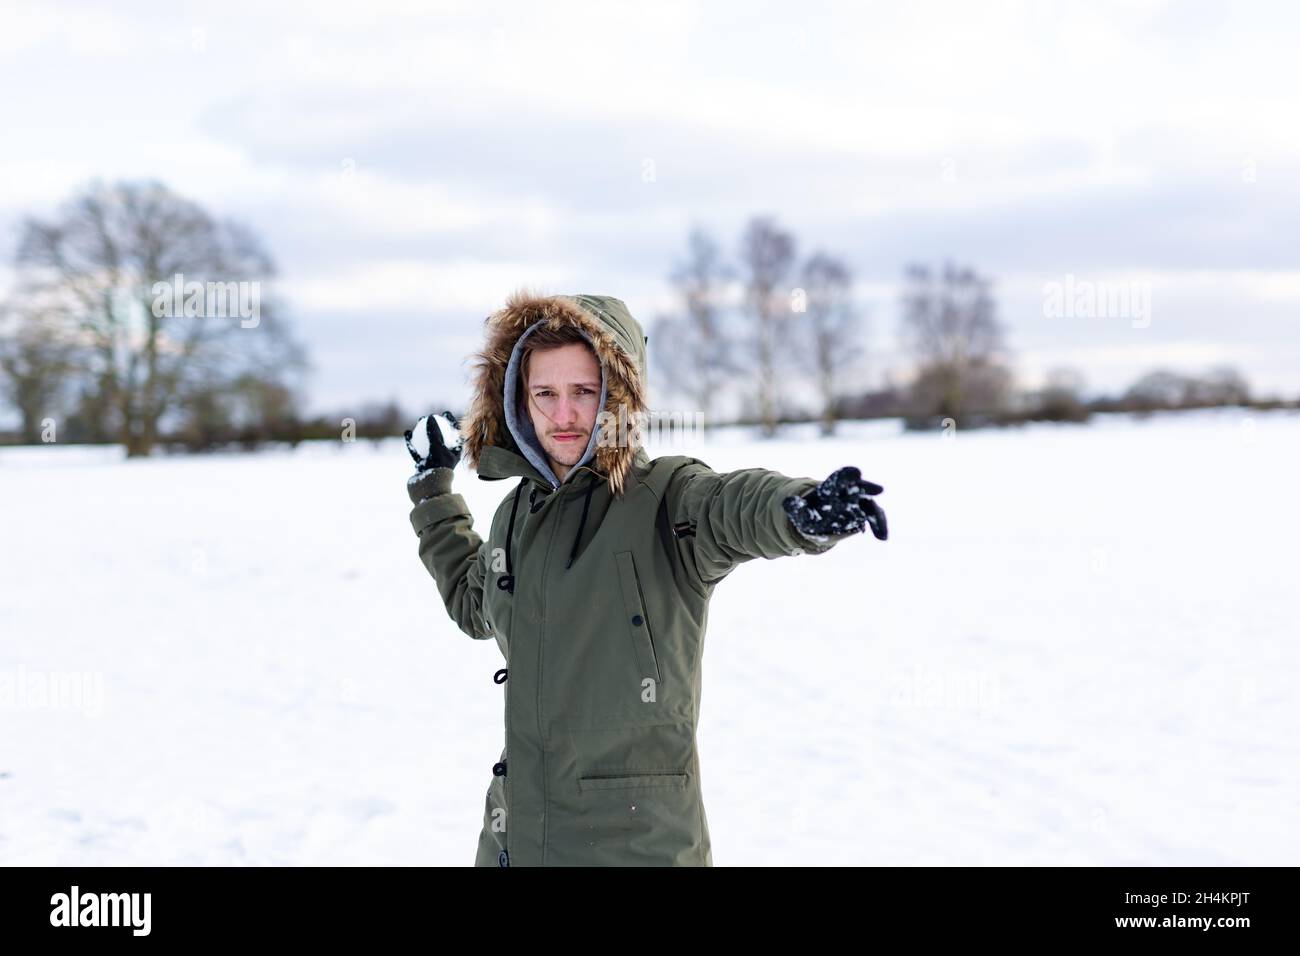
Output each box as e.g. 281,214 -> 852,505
614,550 -> 661,683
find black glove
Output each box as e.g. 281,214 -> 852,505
404,410 -> 462,472
783,466 -> 888,541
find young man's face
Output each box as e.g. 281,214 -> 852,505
523,342 -> 602,481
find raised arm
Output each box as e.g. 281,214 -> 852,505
404,413 -> 491,641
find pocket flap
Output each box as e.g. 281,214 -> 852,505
614,550 -> 662,683
577,771 -> 688,792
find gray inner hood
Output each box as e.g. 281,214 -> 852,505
502,320 -> 608,489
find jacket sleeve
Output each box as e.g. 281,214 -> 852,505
664,461 -> 859,592
407,466 -> 491,641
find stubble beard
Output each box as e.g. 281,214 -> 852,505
546,431 -> 585,468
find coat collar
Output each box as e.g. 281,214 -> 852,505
477,442 -> 651,495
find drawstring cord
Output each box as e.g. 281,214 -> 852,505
499,471 -> 600,593
565,472 -> 598,570
497,478 -> 526,594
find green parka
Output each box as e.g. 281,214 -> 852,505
406,290 -> 860,866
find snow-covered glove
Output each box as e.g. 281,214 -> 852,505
783,466 -> 888,541
404,411 -> 463,505
404,410 -> 462,472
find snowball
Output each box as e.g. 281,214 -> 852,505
409,416 -> 431,459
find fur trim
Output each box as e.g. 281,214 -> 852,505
459,287 -> 647,498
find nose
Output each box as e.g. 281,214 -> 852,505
555,395 -> 579,426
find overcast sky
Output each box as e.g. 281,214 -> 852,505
2,0 -> 1297,421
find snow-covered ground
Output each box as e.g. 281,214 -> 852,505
1,408 -> 1297,865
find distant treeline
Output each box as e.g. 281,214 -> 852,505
0,399 -> 413,451
647,221 -> 1294,433
730,365 -> 1293,432
832,364 -> 1295,431
1,372 -> 1291,451
2,182 -> 1294,453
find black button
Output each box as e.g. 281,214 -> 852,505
493,760 -> 507,776
494,668 -> 508,684
497,574 -> 514,592
631,614 -> 644,626
498,850 -> 509,867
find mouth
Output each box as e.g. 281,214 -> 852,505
552,433 -> 582,442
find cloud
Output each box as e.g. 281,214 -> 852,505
283,258 -> 580,313
3,0 -> 1298,412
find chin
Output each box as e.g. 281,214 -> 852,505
549,438 -> 584,462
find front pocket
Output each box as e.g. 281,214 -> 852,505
614,550 -> 662,683
577,771 -> 688,793
557,769 -> 700,864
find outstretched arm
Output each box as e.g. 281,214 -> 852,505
664,460 -> 885,592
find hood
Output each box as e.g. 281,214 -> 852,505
459,289 -> 651,498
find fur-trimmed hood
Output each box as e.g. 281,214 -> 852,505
458,289 -> 651,498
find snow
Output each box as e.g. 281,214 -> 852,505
1,407 -> 1297,865
407,416 -> 431,460
433,412 -> 462,453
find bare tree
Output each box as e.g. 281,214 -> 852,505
1034,365 -> 1089,421
1121,365 -> 1251,411
1122,369 -> 1189,411
1194,365 -> 1251,406
900,260 -> 1011,424
797,251 -> 863,436
10,178 -> 307,456
649,227 -> 739,432
739,215 -> 797,437
0,301 -> 78,443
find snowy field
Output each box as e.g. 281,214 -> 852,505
1,408 -> 1297,866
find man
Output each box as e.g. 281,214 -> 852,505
403,289 -> 887,866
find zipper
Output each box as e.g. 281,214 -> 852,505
501,462 -> 600,865
499,494 -> 520,863
533,507 -> 565,865
503,675 -> 512,862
